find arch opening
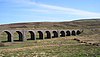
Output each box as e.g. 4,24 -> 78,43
52,31 -> 58,38
77,30 -> 81,35
66,31 -> 70,36
13,31 -> 23,42
45,31 -> 51,39
26,31 -> 35,40
60,31 -> 65,37
36,31 -> 43,40
72,30 -> 76,36
0,31 -> 12,42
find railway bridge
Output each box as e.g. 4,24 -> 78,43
0,29 -> 83,42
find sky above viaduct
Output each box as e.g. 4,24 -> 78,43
0,0 -> 100,24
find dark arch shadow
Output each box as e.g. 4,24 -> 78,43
45,31 -> 51,39
14,31 -> 23,42
66,31 -> 70,36
60,31 -> 65,37
37,31 -> 43,40
72,30 -> 76,36
1,31 -> 12,42
77,30 -> 81,35
52,31 -> 58,38
27,31 -> 35,40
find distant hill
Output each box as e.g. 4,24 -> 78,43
0,19 -> 100,30
74,19 -> 100,22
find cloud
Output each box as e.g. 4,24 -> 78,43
33,3 -> 100,17
4,0 -> 100,18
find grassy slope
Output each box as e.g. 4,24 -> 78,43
0,19 -> 100,29
0,36 -> 100,57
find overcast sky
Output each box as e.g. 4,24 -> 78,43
0,0 -> 100,24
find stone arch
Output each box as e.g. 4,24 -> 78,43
60,31 -> 65,37
52,31 -> 58,38
27,31 -> 36,40
66,31 -> 70,36
0,31 -> 12,42
37,31 -> 44,39
14,31 -> 23,41
76,30 -> 81,35
72,30 -> 76,36
45,31 -> 51,39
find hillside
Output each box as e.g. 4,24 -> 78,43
0,19 -> 100,30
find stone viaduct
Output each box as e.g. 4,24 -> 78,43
0,29 -> 83,42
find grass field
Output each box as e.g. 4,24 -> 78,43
0,35 -> 100,57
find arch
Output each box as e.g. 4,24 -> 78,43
52,31 -> 58,38
72,30 -> 76,36
0,31 -> 12,42
27,31 -> 35,40
66,31 -> 70,36
76,30 -> 81,35
14,31 -> 23,41
37,31 -> 44,39
45,31 -> 51,39
60,31 -> 65,37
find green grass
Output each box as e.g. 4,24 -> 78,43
0,44 -> 100,57
0,36 -> 77,48
0,36 -> 99,57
